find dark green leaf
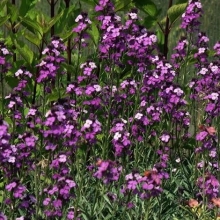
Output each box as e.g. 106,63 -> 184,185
143,16 -> 157,29
21,17 -> 43,36
43,10 -> 64,34
176,0 -> 188,3
19,0 -> 38,17
56,5 -> 80,34
80,0 -> 96,7
87,23 -> 100,46
0,0 -> 7,16
0,15 -> 10,27
7,2 -> 19,23
23,31 -> 41,47
134,0 -> 158,17
14,40 -> 34,65
167,3 -> 187,25
115,0 -> 132,11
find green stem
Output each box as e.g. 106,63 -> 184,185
0,70 -> 4,118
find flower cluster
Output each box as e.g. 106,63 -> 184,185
181,0 -> 203,32
73,13 -> 92,33
37,36 -> 66,84
93,159 -> 122,184
197,173 -> 220,200
0,42 -> 11,73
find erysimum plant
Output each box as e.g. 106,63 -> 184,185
1,0 -> 220,219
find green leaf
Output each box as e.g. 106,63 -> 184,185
14,40 -> 34,65
5,75 -> 19,89
156,29 -> 164,45
0,15 -> 10,27
167,3 -> 187,25
23,30 -> 41,47
142,3 -> 157,17
115,0 -> 132,11
176,0 -> 188,3
134,0 -> 158,17
0,0 -> 7,16
59,30 -> 73,40
0,0 -> 7,9
21,17 -> 43,36
19,0 -> 38,17
143,16 -> 157,29
7,2 -> 19,23
43,10 -> 64,34
56,5 -> 80,34
87,23 -> 100,46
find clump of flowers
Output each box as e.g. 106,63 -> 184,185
93,159 -> 122,184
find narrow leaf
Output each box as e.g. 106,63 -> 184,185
0,15 -> 10,27
43,10 -> 64,34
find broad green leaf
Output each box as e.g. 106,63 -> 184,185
176,0 -> 188,3
167,3 -> 187,25
87,23 -> 100,46
14,40 -> 34,65
156,29 -> 164,45
5,74 -> 19,89
143,16 -> 157,29
23,30 -> 41,47
0,15 -> 10,27
115,0 -> 132,11
142,3 -> 158,17
19,0 -> 38,17
133,0 -> 158,17
21,17 -> 43,36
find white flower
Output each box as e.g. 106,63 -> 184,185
2,48 -> 9,55
210,93 -> 219,101
15,69 -> 23,77
211,65 -> 218,73
199,68 -> 208,75
94,85 -> 101,92
175,158 -> 181,163
84,119 -> 93,128
198,47 -> 205,54
8,156 -> 16,163
58,154 -> 67,163
129,12 -> 137,20
160,134 -> 170,143
75,14 -> 83,22
134,113 -> 143,120
174,88 -> 184,96
150,34 -> 157,43
121,118 -> 127,124
89,62 -> 97,69
114,132 -> 121,141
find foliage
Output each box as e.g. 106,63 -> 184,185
0,0 -> 220,219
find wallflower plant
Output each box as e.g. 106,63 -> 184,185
0,0 -> 220,219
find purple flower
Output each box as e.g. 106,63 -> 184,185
93,159 -> 122,184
